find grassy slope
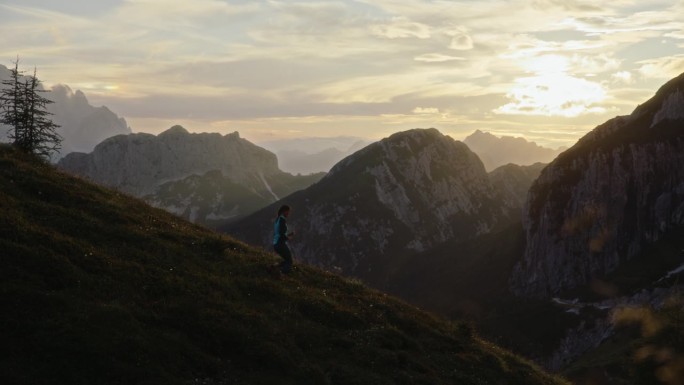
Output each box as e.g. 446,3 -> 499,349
0,145 -> 567,385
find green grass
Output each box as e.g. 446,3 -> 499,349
0,144 -> 568,385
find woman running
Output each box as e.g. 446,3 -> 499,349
273,205 -> 294,274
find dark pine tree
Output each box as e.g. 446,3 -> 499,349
21,68 -> 62,158
0,59 -> 26,145
1,58 -> 61,158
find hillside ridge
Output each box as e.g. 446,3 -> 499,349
0,144 -> 567,385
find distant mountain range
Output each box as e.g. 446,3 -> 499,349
258,136 -> 369,174
260,130 -> 563,175
58,126 -> 323,226
463,130 -> 565,171
0,64 -> 131,158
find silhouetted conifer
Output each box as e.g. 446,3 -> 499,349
1,58 -> 61,158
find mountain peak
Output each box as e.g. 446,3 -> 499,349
159,125 -> 189,136
466,129 -> 492,139
653,71 -> 684,97
59,126 -> 282,197
386,127 -> 444,142
627,71 -> 684,122
328,128 -> 464,177
228,127 -> 517,283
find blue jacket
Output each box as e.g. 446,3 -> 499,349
273,215 -> 288,245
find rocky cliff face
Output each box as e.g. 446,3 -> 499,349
489,163 -> 546,210
59,126 -> 281,196
511,72 -> 684,297
48,85 -> 131,156
227,128 -> 517,285
58,126 -> 321,225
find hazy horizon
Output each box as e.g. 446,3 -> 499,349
2,0 -> 683,148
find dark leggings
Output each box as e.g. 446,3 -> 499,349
274,242 -> 293,274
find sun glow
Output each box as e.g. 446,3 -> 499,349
496,55 -> 608,117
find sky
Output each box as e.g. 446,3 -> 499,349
1,0 -> 683,148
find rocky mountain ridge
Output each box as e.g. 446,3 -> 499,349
489,162 -> 546,209
511,71 -> 684,298
58,126 -> 321,225
227,128 -> 529,286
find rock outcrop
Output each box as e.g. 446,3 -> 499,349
59,126 -> 322,225
48,85 -> 131,156
489,163 -> 546,210
511,72 -> 684,297
227,128 -> 518,285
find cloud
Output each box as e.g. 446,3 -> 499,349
532,0 -> 603,12
413,107 -> 439,114
443,27 -> 474,50
638,55 -> 684,79
612,70 -> 633,84
569,53 -> 621,74
119,0 -> 260,21
665,31 -> 684,40
495,74 -> 607,117
568,9 -> 684,36
1,0 -> 682,149
502,34 -> 611,59
414,53 -> 465,63
449,33 -> 474,50
371,17 -> 431,39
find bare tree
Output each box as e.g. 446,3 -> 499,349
1,58 -> 26,145
1,58 -> 61,158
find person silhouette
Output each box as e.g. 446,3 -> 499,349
273,205 -> 295,274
